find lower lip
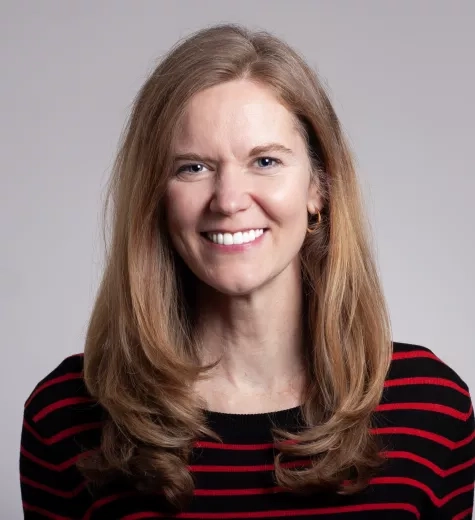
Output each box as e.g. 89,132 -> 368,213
201,231 -> 267,252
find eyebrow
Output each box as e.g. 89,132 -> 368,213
249,143 -> 294,157
173,143 -> 294,163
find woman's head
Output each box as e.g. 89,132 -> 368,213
111,23 -> 347,301
81,24 -> 392,509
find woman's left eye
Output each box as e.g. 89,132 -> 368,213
255,157 -> 281,168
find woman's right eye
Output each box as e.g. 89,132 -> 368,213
176,163 -> 208,175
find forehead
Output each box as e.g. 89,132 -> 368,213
173,80 -> 302,152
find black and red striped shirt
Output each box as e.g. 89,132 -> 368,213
20,342 -> 475,519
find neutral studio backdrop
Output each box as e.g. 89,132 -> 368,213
1,1 -> 474,517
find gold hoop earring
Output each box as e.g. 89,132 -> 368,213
307,210 -> 322,235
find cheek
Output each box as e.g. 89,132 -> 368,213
166,184 -> 200,234
259,176 -> 309,227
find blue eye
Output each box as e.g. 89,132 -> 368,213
256,157 -> 281,168
176,163 -> 207,175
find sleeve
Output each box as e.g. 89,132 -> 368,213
435,391 -> 475,519
19,409 -> 86,519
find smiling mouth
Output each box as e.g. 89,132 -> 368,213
201,229 -> 266,245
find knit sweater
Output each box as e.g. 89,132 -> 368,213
20,342 -> 475,519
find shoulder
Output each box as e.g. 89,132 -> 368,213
23,353 -> 102,439
389,341 -> 470,392
384,342 -> 473,440
24,353 -> 88,417
21,355 -> 101,515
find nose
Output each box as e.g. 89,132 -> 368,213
209,166 -> 252,216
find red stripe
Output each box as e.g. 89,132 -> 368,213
384,377 -> 470,396
383,451 -> 475,477
146,476 -> 473,504
439,482 -> 475,507
21,475 -> 87,498
33,397 -> 95,421
87,494 -> 420,518
372,426 -> 473,449
198,427 -> 475,452
195,486 -> 283,496
383,451 -> 444,476
106,482 -> 475,519
370,477 -> 475,507
455,428 -> 475,448
190,463 -> 273,472
194,440 -> 275,450
83,492 -> 137,520
109,503 -> 421,519
189,452 -> 475,477
189,459 -> 312,473
23,418 -> 101,445
445,456 -> 475,476
25,372 -> 83,408
22,502 -> 72,520
20,446 -> 95,471
24,446 -> 468,482
453,506 -> 473,520
392,350 -> 439,361
122,515 -> 161,520
171,503 -> 420,518
376,402 -> 473,421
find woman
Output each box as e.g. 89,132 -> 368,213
20,24 -> 474,519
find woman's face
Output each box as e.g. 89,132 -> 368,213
166,79 -> 320,296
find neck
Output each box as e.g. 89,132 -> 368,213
194,261 -> 307,407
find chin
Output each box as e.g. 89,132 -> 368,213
202,273 -> 265,297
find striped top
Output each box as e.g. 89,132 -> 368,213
20,342 -> 475,519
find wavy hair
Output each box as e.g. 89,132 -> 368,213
78,23 -> 392,511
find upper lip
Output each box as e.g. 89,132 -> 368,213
202,228 -> 267,234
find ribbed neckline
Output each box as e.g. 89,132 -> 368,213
204,405 -> 301,421
202,405 -> 303,442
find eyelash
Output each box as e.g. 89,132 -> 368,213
176,157 -> 282,175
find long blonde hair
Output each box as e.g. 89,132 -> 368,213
79,23 -> 392,510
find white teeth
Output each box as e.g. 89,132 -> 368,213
206,229 -> 265,245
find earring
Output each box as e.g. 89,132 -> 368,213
307,209 -> 322,234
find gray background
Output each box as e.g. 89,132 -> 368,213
1,1 -> 474,517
